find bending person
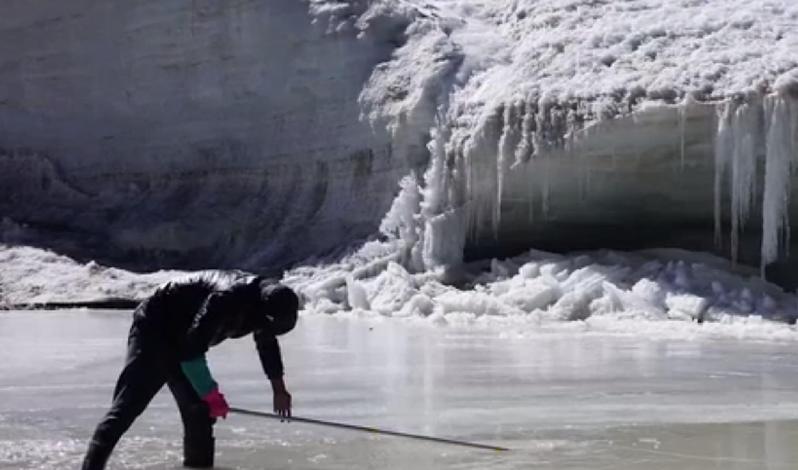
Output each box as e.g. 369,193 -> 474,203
82,272 -> 299,469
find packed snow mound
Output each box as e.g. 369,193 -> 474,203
285,243 -> 798,335
0,245 -> 184,306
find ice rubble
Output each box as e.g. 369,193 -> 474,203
287,0 -> 798,330
285,241 -> 798,336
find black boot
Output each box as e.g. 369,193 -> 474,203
183,435 -> 214,468
81,438 -> 113,470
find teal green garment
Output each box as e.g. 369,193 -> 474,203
180,356 -> 217,397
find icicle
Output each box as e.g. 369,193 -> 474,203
513,100 -> 537,225
463,133 -> 477,241
526,160 -> 535,224
461,136 -> 481,244
420,124 -> 448,220
515,100 -> 536,164
495,105 -> 511,237
761,95 -> 797,273
379,174 -> 422,270
584,164 -> 591,200
462,130 -> 479,242
678,105 -> 687,171
728,101 -> 759,264
422,208 -> 467,269
460,111 -> 501,245
496,102 -> 522,238
579,133 -> 590,201
533,102 -> 548,157
714,102 -> 733,249
446,137 -> 467,209
542,156 -> 550,219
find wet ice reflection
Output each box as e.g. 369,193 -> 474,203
2,310 -> 798,469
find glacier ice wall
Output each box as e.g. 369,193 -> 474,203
1,0 -> 798,286
359,0 -> 798,285
0,0 -> 421,270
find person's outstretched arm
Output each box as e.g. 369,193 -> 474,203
180,355 -> 228,418
253,331 -> 292,418
180,293 -> 233,418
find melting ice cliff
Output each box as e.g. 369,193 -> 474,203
335,0 -> 798,273
2,0 -> 798,328
288,0 -> 798,328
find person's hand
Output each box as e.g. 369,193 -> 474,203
273,389 -> 292,420
202,387 -> 230,419
270,376 -> 292,421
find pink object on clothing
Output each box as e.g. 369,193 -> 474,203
202,387 -> 230,419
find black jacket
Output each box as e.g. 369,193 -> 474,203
134,271 -> 285,379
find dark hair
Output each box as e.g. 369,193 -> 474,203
259,282 -> 299,335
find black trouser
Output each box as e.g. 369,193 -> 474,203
82,320 -> 215,470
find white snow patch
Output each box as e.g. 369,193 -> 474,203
1,242 -> 796,341
284,244 -> 798,340
0,245 -> 185,306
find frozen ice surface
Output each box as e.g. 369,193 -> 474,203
3,311 -> 798,469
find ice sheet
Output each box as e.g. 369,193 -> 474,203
3,311 -> 798,469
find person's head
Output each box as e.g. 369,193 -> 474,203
258,281 -> 299,336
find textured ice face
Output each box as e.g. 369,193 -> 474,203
0,0 -> 408,271
1,1 -> 797,290
354,0 -> 798,150
343,0 -> 798,276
